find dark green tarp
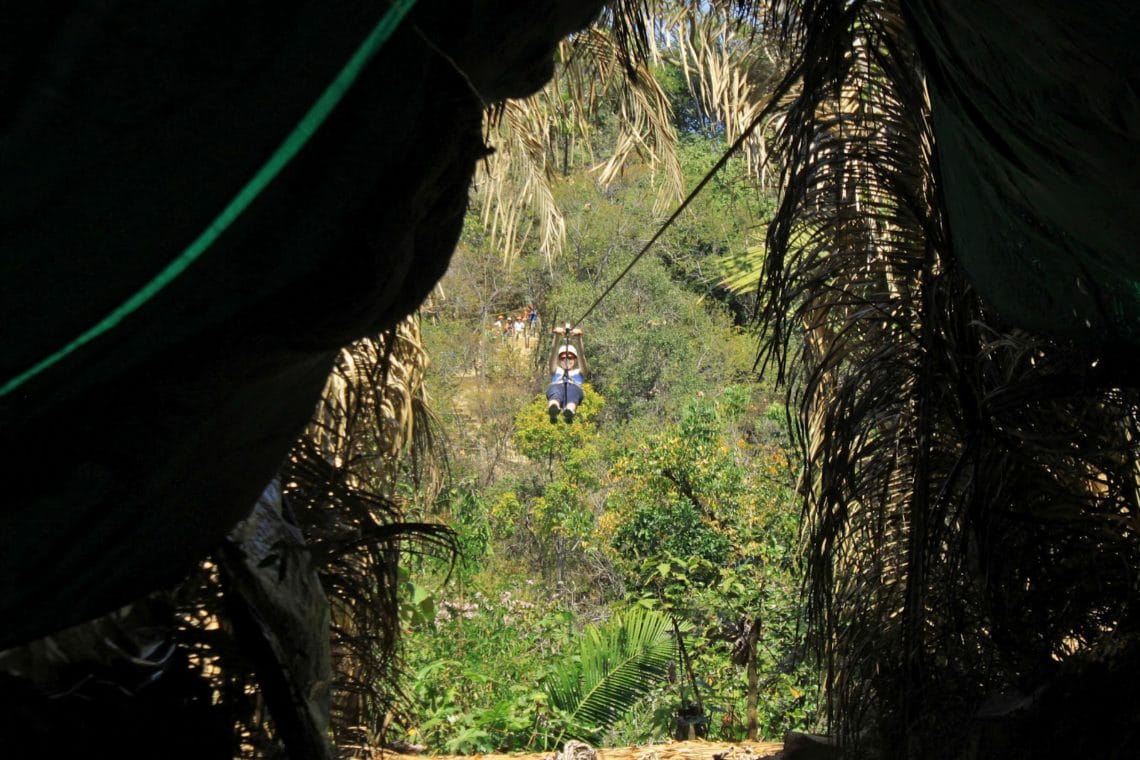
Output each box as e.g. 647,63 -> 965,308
906,0 -> 1140,355
0,0 -> 602,649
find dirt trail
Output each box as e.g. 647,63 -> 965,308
365,740 -> 785,760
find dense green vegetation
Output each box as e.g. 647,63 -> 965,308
390,83 -> 816,750
377,4 -> 1140,758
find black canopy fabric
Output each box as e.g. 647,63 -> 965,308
0,0 -> 602,649
905,0 -> 1140,357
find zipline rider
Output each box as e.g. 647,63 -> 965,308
546,325 -> 586,423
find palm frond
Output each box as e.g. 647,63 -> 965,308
479,98 -> 567,270
545,608 -> 681,745
476,10 -> 683,269
286,316 -> 456,744
661,3 -> 783,184
756,0 -> 1140,756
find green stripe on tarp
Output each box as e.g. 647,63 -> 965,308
1,0 -> 418,398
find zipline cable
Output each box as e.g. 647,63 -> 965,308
567,72 -> 795,333
1,0 -> 419,398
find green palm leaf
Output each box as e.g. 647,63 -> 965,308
544,608 -> 680,745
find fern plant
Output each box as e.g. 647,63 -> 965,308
542,607 -> 681,747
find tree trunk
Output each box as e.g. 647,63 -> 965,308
746,618 -> 762,740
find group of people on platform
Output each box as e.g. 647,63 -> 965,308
494,305 -> 539,341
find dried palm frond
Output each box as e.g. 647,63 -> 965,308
756,1 -> 1140,756
286,316 -> 455,746
756,7 -> 936,747
165,318 -> 453,757
477,10 -> 682,269
660,2 -> 784,184
479,98 -> 567,271
570,28 -> 683,209
600,0 -> 653,79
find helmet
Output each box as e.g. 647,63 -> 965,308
557,344 -> 578,358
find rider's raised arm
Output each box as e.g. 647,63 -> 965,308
570,328 -> 586,375
549,325 -> 566,373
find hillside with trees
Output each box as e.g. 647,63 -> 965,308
390,112 -> 816,751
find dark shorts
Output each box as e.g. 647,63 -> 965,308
546,381 -> 584,407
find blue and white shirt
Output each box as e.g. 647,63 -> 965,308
550,366 -> 584,386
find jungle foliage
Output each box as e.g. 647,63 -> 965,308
391,40 -> 814,746
202,2 -> 1140,757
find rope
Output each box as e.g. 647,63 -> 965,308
561,322 -> 570,400
1,0 -> 419,398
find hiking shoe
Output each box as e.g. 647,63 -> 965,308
548,405 -> 560,424
562,408 -> 575,424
